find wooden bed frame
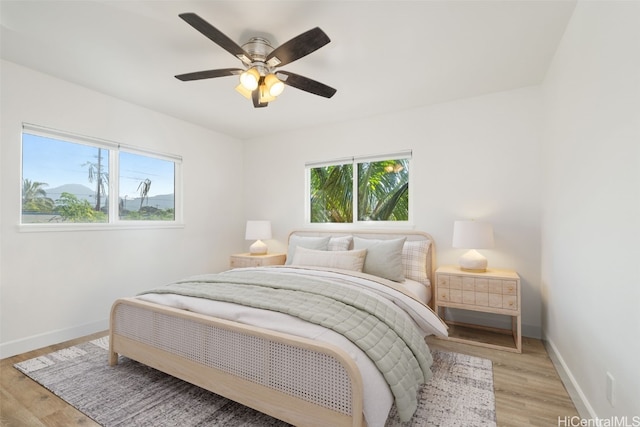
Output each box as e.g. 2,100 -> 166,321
109,230 -> 435,427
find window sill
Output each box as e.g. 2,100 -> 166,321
18,222 -> 185,233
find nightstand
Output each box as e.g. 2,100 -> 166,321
229,253 -> 286,268
435,265 -> 521,353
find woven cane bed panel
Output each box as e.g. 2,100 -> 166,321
113,302 -> 353,415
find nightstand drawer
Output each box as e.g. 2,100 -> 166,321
436,275 -> 519,310
230,253 -> 286,268
230,257 -> 257,268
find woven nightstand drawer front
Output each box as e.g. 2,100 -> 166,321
436,274 -> 519,311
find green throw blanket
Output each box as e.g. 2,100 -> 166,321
140,269 -> 433,421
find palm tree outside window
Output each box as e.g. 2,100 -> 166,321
307,150 -> 411,224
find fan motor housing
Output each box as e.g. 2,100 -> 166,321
242,37 -> 273,62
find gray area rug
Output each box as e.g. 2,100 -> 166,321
15,336 -> 496,426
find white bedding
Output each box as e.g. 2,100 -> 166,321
137,266 -> 447,427
403,277 -> 431,304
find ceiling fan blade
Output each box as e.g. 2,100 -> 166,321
266,27 -> 330,67
175,68 -> 243,81
276,71 -> 337,98
179,13 -> 252,62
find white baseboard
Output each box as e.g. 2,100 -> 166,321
0,319 -> 108,359
543,336 -> 597,419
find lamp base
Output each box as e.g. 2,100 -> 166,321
249,240 -> 268,255
458,249 -> 488,272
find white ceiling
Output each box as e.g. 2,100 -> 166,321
1,1 -> 576,140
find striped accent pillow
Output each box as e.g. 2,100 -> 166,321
291,247 -> 367,272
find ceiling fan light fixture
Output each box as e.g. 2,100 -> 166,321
264,73 -> 285,97
235,84 -> 253,100
259,84 -> 277,103
239,67 -> 260,91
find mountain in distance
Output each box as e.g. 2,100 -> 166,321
46,184 -> 95,202
45,184 -> 174,210
122,193 -> 174,211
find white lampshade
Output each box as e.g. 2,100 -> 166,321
235,83 -> 253,100
453,221 -> 494,249
264,73 -> 284,97
239,67 -> 260,91
259,84 -> 277,103
452,220 -> 494,272
245,220 -> 272,255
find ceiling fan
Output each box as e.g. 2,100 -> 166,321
175,13 -> 337,108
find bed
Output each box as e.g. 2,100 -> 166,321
109,230 -> 448,427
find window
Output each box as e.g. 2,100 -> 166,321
309,162 -> 353,223
307,151 -> 411,224
119,151 -> 175,221
21,124 -> 181,227
22,133 -> 110,224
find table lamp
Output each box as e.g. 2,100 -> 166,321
452,220 -> 494,272
245,220 -> 272,255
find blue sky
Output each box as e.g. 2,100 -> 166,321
119,151 -> 174,198
22,133 -> 174,199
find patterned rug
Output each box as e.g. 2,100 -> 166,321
15,336 -> 496,426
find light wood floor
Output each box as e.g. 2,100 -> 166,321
0,330 -> 578,427
426,335 -> 579,426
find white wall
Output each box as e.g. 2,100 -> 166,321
243,86 -> 543,337
541,0 -> 640,419
0,60 -> 245,358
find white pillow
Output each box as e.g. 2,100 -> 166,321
353,236 -> 406,281
402,240 -> 431,285
291,247 -> 367,272
328,235 -> 353,251
285,235 -> 330,265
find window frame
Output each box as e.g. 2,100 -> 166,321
305,150 -> 413,228
20,123 -> 183,232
